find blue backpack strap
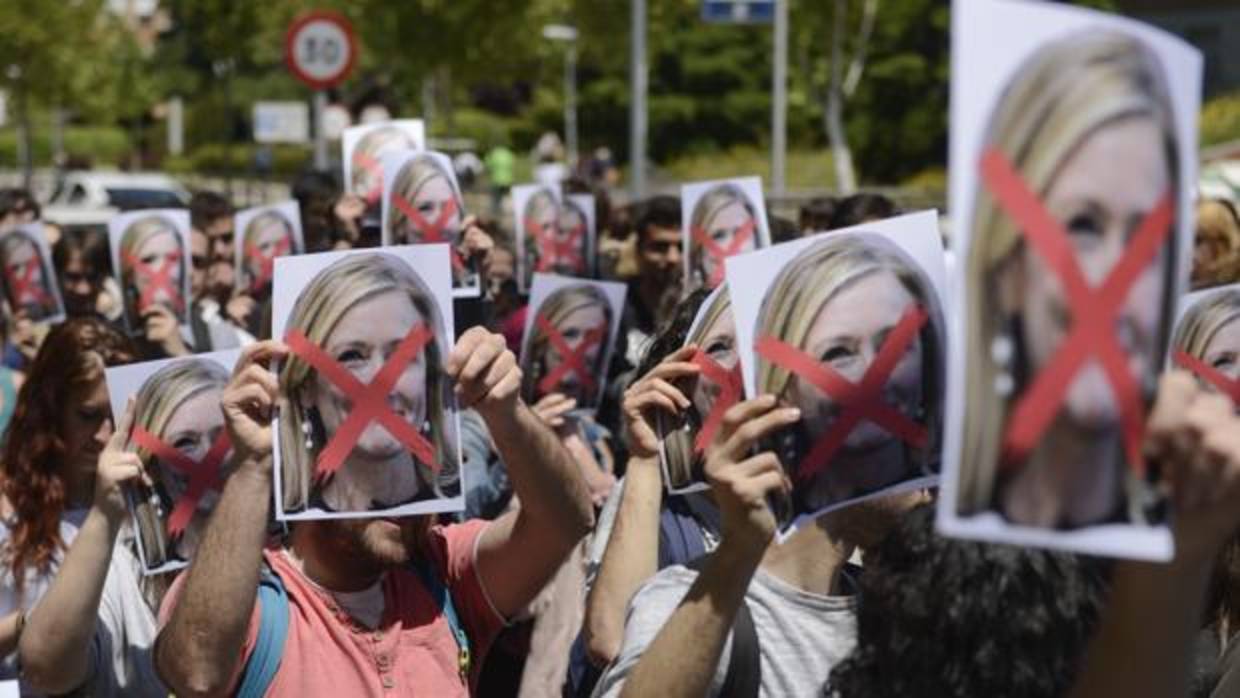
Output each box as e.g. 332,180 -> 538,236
411,558 -> 472,681
235,563 -> 290,698
658,496 -> 708,568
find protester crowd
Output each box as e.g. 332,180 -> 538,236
1,2 -> 1240,697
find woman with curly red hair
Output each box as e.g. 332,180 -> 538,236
0,318 -> 135,689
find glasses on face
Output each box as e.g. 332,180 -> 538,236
192,254 -> 210,271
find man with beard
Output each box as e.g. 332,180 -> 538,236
622,196 -> 683,368
154,328 -> 595,697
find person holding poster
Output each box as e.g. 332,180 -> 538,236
112,210 -> 192,358
112,354 -> 236,574
683,178 -> 770,290
1171,286 -> 1240,404
951,24 -> 1191,539
0,225 -> 63,324
276,251 -> 460,519
520,277 -> 624,412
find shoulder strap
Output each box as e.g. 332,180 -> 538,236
411,557 -> 472,681
683,556 -> 761,698
235,563 -> 290,698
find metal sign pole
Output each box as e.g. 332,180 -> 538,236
630,0 -> 648,200
313,91 -> 328,171
771,0 -> 788,197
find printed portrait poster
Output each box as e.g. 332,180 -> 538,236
271,245 -> 464,522
1168,283 -> 1240,405
0,223 -> 65,324
519,273 -> 627,414
937,0 -> 1202,562
380,149 -> 482,298
726,210 -> 948,537
233,200 -> 304,297
563,193 -> 598,279
510,183 -> 592,292
681,176 -> 772,291
341,119 -> 427,218
104,349 -> 241,575
657,284 -> 737,495
108,209 -> 193,335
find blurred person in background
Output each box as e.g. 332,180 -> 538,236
829,192 -> 900,230
1192,198 -> 1240,289
0,190 -> 39,234
53,228 -> 121,323
622,196 -> 684,368
291,170 -> 365,253
485,143 -> 516,217
800,196 -> 837,235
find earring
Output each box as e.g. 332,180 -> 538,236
301,417 -> 314,451
991,333 -> 1015,397
777,428 -> 800,472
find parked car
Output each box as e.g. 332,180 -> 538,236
42,171 -> 190,229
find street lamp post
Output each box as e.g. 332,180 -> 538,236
542,24 -> 579,167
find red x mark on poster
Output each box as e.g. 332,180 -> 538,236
390,194 -> 466,272
980,148 -> 1175,476
528,217 -> 586,274
124,252 -> 184,315
755,305 -> 929,484
285,323 -> 441,480
535,313 -> 606,396
130,426 -> 232,538
245,235 -> 292,293
4,258 -> 52,308
690,350 -> 743,454
353,151 -> 385,205
692,218 -> 756,287
1174,350 -> 1240,404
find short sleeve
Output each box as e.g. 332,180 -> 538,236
590,567 -> 729,698
424,520 -> 506,656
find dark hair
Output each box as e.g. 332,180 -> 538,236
53,228 -> 110,281
829,193 -> 900,231
291,170 -> 343,253
826,504 -> 1106,698
0,319 -> 135,593
565,176 -> 613,240
800,196 -> 837,233
633,288 -> 712,381
0,188 -> 40,222
635,195 -> 682,248
188,190 -> 234,231
768,214 -> 800,244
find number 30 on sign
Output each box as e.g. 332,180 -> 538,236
285,11 -> 357,90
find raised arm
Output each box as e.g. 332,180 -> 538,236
447,327 -> 594,618
585,347 -> 699,664
618,396 -> 799,698
155,341 -> 285,698
19,400 -> 147,695
1071,373 -> 1240,698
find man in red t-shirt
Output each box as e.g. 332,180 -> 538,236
154,328 -> 595,697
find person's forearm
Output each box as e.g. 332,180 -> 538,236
19,507 -> 121,695
1069,557 -> 1212,698
482,401 -> 594,542
619,540 -> 763,698
585,459 -> 662,665
157,455 -> 271,698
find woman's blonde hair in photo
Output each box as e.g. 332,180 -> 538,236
957,31 -> 1181,515
242,210 -> 295,282
519,282 -> 614,406
754,232 -> 945,470
1172,288 -> 1240,365
351,126 -> 415,197
662,286 -> 732,489
119,215 -> 185,320
522,188 -> 560,281
278,252 -> 458,512
688,183 -> 758,287
128,358 -> 231,570
1192,198 -> 1240,289
387,154 -> 463,244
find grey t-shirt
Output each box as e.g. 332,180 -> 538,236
592,563 -> 857,698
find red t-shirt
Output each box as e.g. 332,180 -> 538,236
159,520 -> 505,697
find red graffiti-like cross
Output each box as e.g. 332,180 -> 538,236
980,148 -> 1175,476
535,313 -> 606,396
4,257 -> 51,308
691,218 -> 756,288
690,349 -> 744,454
390,194 -> 466,272
285,324 -> 440,480
125,251 -> 184,315
528,217 -> 586,274
131,426 -> 232,538
1174,350 -> 1240,404
755,305 -> 929,483
245,235 -> 292,293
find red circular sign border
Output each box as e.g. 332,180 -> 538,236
284,10 -> 357,90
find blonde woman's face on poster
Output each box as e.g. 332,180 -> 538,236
311,289 -> 429,461
527,196 -> 559,244
545,302 -> 607,402
354,130 -> 413,198
1014,116 -> 1169,428
159,387 -> 229,516
247,220 -> 293,279
700,199 -> 756,281
134,227 -> 183,310
1203,315 -> 1240,384
5,237 -> 44,293
398,173 -> 460,243
793,270 -> 924,452
693,304 -> 737,414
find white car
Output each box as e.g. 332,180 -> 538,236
43,171 -> 190,229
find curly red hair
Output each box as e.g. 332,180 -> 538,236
1,318 -> 133,593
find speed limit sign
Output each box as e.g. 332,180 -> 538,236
285,11 -> 357,90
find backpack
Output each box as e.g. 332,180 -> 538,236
233,557 -> 471,698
